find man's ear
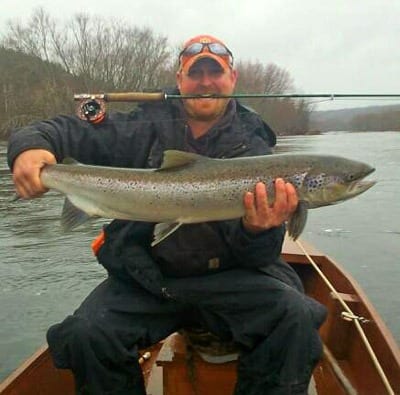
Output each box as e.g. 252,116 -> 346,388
231,68 -> 238,84
176,71 -> 183,90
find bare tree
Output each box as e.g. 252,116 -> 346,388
236,61 -> 293,94
350,110 -> 400,131
2,9 -> 173,91
234,60 -> 312,134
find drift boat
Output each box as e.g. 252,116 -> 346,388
1,238 -> 399,395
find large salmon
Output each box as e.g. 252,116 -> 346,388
40,150 -> 376,245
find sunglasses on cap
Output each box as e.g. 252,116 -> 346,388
179,42 -> 234,65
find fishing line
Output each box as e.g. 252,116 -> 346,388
295,238 -> 395,395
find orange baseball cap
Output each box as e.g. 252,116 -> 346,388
179,34 -> 233,73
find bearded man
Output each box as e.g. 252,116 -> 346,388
8,34 -> 326,395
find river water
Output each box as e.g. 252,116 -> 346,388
0,131 -> 399,380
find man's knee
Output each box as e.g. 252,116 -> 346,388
47,315 -> 146,394
47,315 -> 105,368
283,290 -> 326,330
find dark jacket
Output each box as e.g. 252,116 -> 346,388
7,93 -> 302,294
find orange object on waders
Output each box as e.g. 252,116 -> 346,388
91,230 -> 105,256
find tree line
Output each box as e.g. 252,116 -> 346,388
350,109 -> 400,131
1,8 -> 313,139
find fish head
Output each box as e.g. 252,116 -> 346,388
303,157 -> 376,207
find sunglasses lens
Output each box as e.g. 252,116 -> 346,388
208,43 -> 230,56
182,43 -> 204,56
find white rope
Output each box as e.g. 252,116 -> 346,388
295,239 -> 395,395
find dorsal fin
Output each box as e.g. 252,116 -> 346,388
158,150 -> 207,171
62,157 -> 81,165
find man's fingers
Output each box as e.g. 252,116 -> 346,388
13,176 -> 43,198
12,149 -> 56,199
272,178 -> 288,211
243,191 -> 256,214
254,182 -> 269,213
13,167 -> 38,197
242,180 -> 299,233
285,182 -> 299,214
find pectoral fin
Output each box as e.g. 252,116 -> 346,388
287,200 -> 309,240
61,198 -> 92,230
152,222 -> 183,246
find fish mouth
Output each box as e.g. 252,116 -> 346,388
348,179 -> 376,195
347,165 -> 376,194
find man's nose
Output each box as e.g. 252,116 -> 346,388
198,71 -> 214,85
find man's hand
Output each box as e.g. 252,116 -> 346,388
242,178 -> 298,234
12,149 -> 57,199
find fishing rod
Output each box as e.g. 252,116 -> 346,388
73,91 -> 400,123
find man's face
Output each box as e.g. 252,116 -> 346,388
177,58 -> 238,121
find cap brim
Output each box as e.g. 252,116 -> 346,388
182,53 -> 230,73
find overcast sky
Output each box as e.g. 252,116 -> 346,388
1,0 -> 400,110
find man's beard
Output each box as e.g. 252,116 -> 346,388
183,97 -> 231,121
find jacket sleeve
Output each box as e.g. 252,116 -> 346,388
220,220 -> 286,268
7,107 -> 155,170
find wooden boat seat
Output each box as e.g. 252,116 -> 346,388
180,328 -> 239,363
153,332 -> 238,395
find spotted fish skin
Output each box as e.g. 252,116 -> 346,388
40,150 -> 376,245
